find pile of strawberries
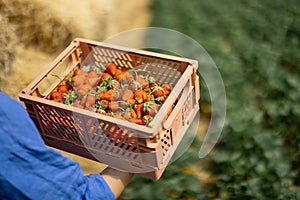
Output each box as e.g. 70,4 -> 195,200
50,62 -> 174,126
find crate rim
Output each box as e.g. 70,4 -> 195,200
73,37 -> 198,67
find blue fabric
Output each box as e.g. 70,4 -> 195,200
0,92 -> 114,200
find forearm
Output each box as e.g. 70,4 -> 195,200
101,167 -> 133,199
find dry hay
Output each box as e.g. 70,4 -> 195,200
1,0 -> 151,54
0,13 -> 16,92
1,0 -> 78,54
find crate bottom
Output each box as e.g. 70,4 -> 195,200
137,167 -> 166,180
43,135 -> 98,161
43,135 -> 163,180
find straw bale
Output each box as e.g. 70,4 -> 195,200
0,13 -> 16,91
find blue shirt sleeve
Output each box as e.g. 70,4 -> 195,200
0,92 -> 114,200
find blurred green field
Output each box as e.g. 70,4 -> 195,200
120,0 -> 300,199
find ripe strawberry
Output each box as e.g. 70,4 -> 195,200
102,89 -> 113,101
76,84 -> 91,96
129,118 -> 143,125
87,77 -> 99,87
129,107 -> 137,119
57,85 -> 70,95
151,85 -> 164,98
103,112 -> 113,117
161,83 -> 171,91
102,89 -> 119,101
124,108 -> 137,120
136,75 -> 148,89
129,80 -> 141,91
85,95 -> 96,109
104,62 -> 117,76
72,74 -> 87,87
134,90 -> 148,103
106,126 -> 116,138
135,103 -> 143,119
163,90 -> 170,96
127,98 -> 136,105
120,71 -> 134,83
114,113 -> 124,120
88,70 -> 99,78
114,69 -> 124,81
109,101 -> 119,111
161,83 -> 171,96
121,89 -> 134,101
96,91 -> 105,100
74,68 -> 85,76
74,99 -> 83,109
50,91 -> 63,102
149,82 -> 158,88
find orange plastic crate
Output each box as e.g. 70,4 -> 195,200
19,38 -> 200,180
